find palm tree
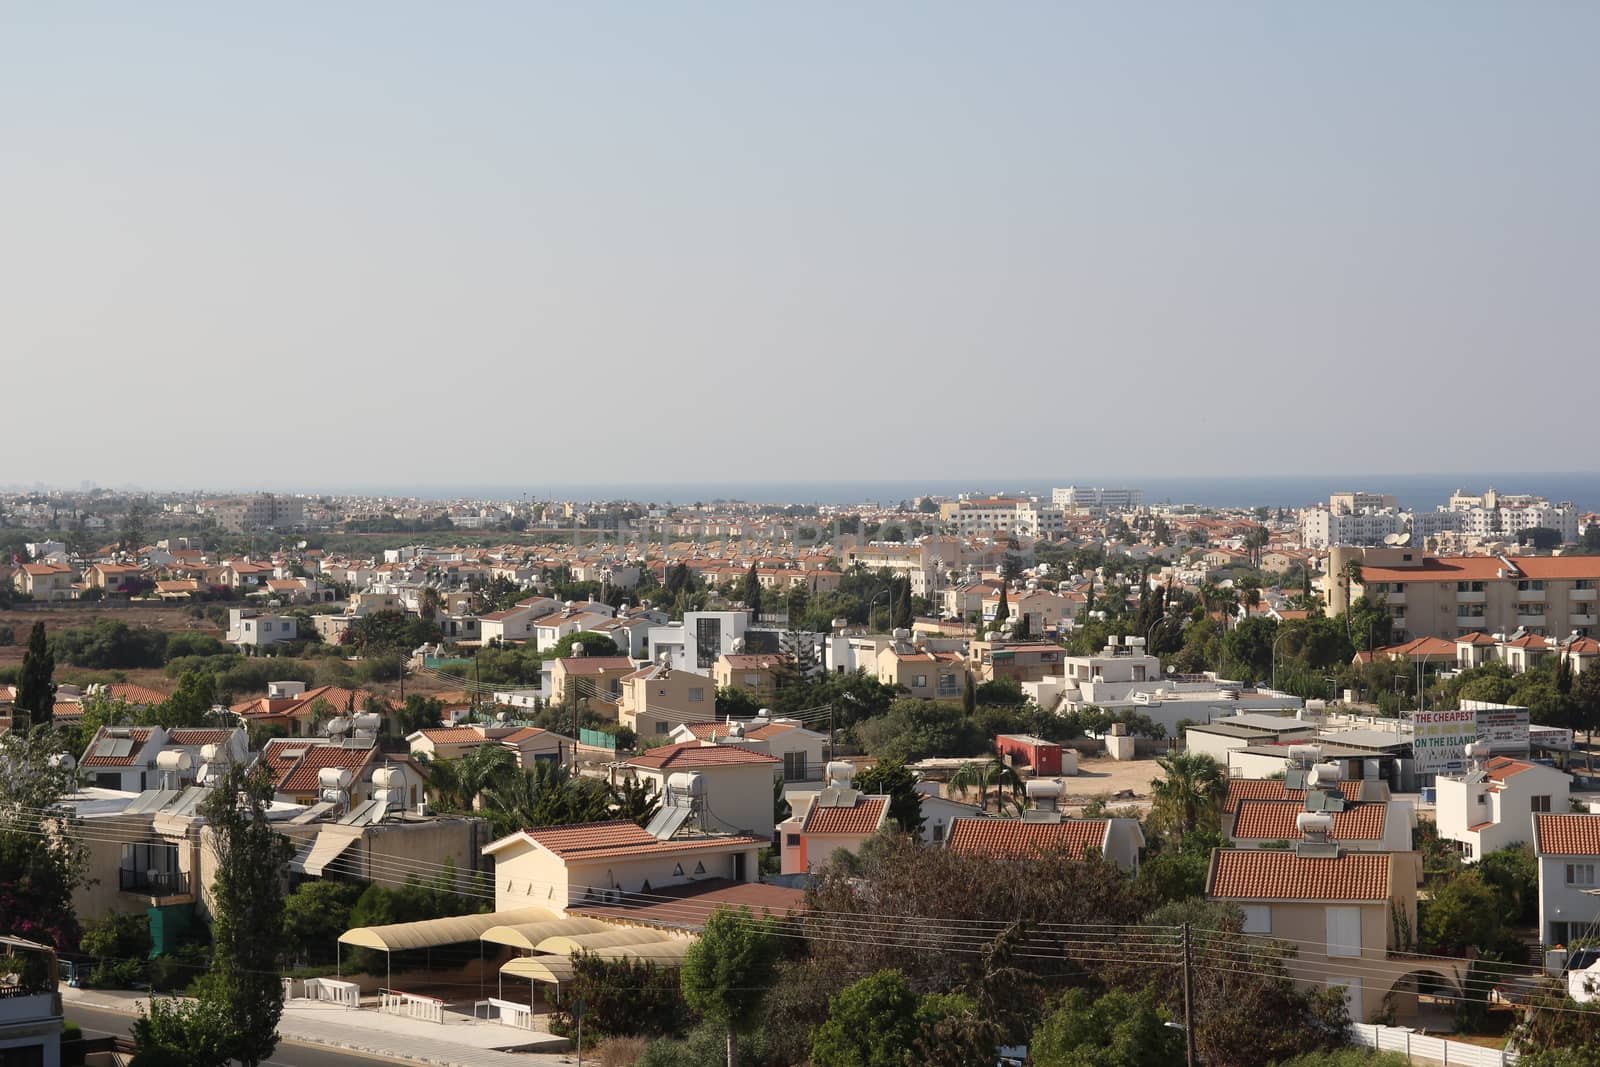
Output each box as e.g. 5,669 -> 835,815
1149,752 -> 1226,836
421,743 -> 517,812
484,760 -> 611,837
611,776 -> 663,827
950,757 -> 1025,815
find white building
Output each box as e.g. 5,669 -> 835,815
648,610 -> 754,673
1300,507 -> 1406,549
1052,486 -> 1144,511
1437,754 -> 1572,862
226,608 -> 301,649
0,935 -> 62,1067
1534,814 -> 1600,948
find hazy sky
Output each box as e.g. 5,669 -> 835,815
5,3 -> 1598,491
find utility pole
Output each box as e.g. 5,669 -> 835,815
1182,922 -> 1197,1067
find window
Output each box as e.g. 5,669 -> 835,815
1567,863 -> 1596,887
694,617 -> 722,670
785,834 -> 800,847
1532,795 -> 1552,813
688,687 -> 705,702
654,721 -> 669,734
913,674 -> 929,688
744,674 -> 760,687
1326,906 -> 1362,957
1241,905 -> 1271,934
1457,581 -> 1486,593
1519,580 -> 1546,591
784,751 -> 808,781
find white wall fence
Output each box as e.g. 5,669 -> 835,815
303,977 -> 361,1008
476,997 -> 534,1029
1351,1023 -> 1519,1066
379,988 -> 445,1024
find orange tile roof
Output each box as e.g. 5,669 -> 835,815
1209,850 -> 1391,901
803,798 -> 888,836
568,878 -> 804,930
1535,814 -> 1600,856
1362,555 -> 1600,585
167,728 -> 230,746
627,741 -> 780,769
81,727 -> 155,767
1223,779 -> 1361,814
1484,756 -> 1540,782
945,818 -> 1108,859
511,820 -> 766,861
106,683 -> 170,706
499,727 -> 553,744
273,744 -> 377,793
418,727 -> 484,744
1232,801 -> 1387,841
555,657 -> 637,676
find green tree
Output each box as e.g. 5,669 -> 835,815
548,630 -> 621,659
132,997 -> 231,1067
1420,872 -> 1511,955
14,621 -> 55,730
743,565 -> 763,617
854,699 -> 987,763
853,758 -> 927,835
483,760 -> 612,836
1030,987 -> 1183,1067
197,762 -> 295,1066
949,756 -> 1025,814
422,744 -> 518,812
1149,752 -> 1226,837
281,880 -> 364,966
681,907 -> 783,1067
149,669 -> 218,729
893,578 -> 913,632
810,969 -> 924,1067
0,727 -> 87,949
993,586 -> 1011,628
962,672 -> 976,715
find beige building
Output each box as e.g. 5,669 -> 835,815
876,645 -> 967,701
1329,547 -> 1600,641
13,562 -> 77,600
616,741 -> 782,840
484,821 -> 766,913
616,664 -> 717,738
548,656 -> 636,712
1206,843 -> 1462,1023
714,653 -> 784,695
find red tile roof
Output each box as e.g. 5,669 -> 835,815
106,683 -> 170,707
504,820 -> 766,861
555,657 -> 637,676
1534,814 -> 1600,856
417,727 -> 484,745
627,741 -> 780,769
1223,779 -> 1361,814
167,728 -> 230,746
1362,556 -> 1600,585
568,878 -> 805,930
1208,850 -> 1391,901
81,727 -> 154,767
1232,801 -> 1387,841
803,798 -> 888,836
272,744 -> 377,794
1484,756 -> 1540,783
945,818 -> 1108,859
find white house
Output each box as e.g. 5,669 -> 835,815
1437,755 -> 1571,862
226,608 -> 301,649
1535,814 -> 1600,948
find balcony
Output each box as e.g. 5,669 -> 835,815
1517,615 -> 1548,629
1572,614 -> 1599,628
1456,616 -> 1487,628
1518,589 -> 1546,603
1386,590 -> 1406,606
1455,590 -> 1486,604
0,989 -> 62,1026
1572,588 -> 1598,602
119,867 -> 191,901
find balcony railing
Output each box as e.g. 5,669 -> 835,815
119,868 -> 190,897
1572,588 -> 1598,602
1572,614 -> 1599,627
1455,590 -> 1487,604
1518,589 -> 1547,602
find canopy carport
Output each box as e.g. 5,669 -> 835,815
336,906 -> 556,987
495,927 -> 695,1002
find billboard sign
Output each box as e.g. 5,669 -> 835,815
1461,700 -> 1531,755
1412,707 -> 1478,774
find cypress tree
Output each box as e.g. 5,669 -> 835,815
742,564 -> 763,617
15,622 -> 54,730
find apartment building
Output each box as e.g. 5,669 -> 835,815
210,493 -> 305,532
1329,546 -> 1600,641
941,498 -> 1064,538
1051,486 -> 1144,510
1300,507 -> 1406,549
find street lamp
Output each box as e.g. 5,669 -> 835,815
1272,629 -> 1292,693
868,589 -> 891,633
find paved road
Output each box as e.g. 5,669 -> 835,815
66,1004 -> 409,1067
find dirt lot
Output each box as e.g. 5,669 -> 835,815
1060,754 -> 1164,815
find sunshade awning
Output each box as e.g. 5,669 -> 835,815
480,918 -> 613,950
534,929 -> 673,955
500,955 -> 577,986
302,832 -> 360,878
339,907 -> 556,952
